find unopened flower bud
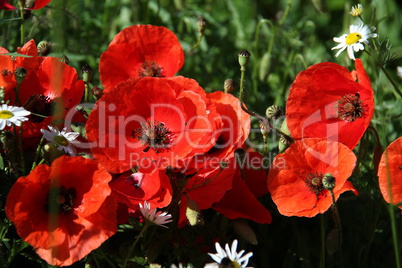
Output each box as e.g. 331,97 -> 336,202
14,67 -> 27,85
238,50 -> 251,70
197,17 -> 206,35
0,87 -> 5,104
91,86 -> 103,100
260,121 -> 270,138
266,105 -> 282,119
81,64 -> 93,84
37,41 -> 51,56
59,55 -> 70,64
224,78 -> 236,93
42,142 -> 64,162
323,173 -> 336,191
186,198 -> 203,226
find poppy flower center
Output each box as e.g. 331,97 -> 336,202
206,135 -> 227,155
1,69 -> 12,76
0,110 -> 14,119
219,257 -> 239,268
337,93 -> 364,122
53,135 -> 69,146
45,186 -> 76,215
23,94 -> 55,123
134,121 -> 174,153
305,172 -> 325,196
138,61 -> 164,77
346,32 -> 362,45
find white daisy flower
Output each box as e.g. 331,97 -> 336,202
205,239 -> 253,268
0,104 -> 30,130
349,4 -> 363,17
139,201 -> 172,229
397,66 -> 402,79
332,22 -> 378,60
41,125 -> 79,156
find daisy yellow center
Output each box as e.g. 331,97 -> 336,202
0,110 -> 14,119
220,257 -> 240,268
346,33 -> 363,45
54,135 -> 69,146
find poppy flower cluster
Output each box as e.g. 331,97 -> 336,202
269,59 -> 374,217
1,24 -> 273,267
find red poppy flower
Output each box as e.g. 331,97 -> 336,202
5,156 -> 117,267
0,0 -> 51,10
286,59 -> 374,149
212,152 -> 272,224
267,138 -> 357,217
378,137 -> 402,209
100,25 -> 184,92
176,163 -> 237,227
188,91 -> 251,173
110,170 -> 173,212
1,40 -> 85,144
86,76 -> 215,173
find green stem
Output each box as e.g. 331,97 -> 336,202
191,33 -> 203,51
330,190 -> 343,268
19,5 -> 25,45
14,124 -> 25,175
122,221 -> 150,268
279,0 -> 293,26
31,137 -> 44,170
320,214 -> 326,268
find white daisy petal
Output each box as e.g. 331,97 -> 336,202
207,239 -> 253,268
0,105 -> 30,130
332,22 -> 377,60
41,125 -> 79,155
139,200 -> 172,228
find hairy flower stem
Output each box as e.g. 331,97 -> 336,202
19,4 -> 25,45
364,49 -> 402,98
239,64 -> 293,144
31,137 -> 44,170
330,190 -> 343,268
123,221 -> 151,268
13,124 -> 25,176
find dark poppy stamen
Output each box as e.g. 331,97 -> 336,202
305,172 -> 326,196
45,186 -> 76,215
23,94 -> 55,123
206,135 -> 227,155
1,69 -> 12,76
135,121 -> 174,153
138,61 -> 164,77
337,93 -> 365,122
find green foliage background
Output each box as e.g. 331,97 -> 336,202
1,0 -> 401,267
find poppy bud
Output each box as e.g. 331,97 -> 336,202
186,198 -> 203,226
260,121 -> 270,138
59,55 -> 70,64
81,64 -> 93,84
42,142 -> 64,162
266,105 -> 282,119
259,52 -> 271,81
238,50 -> 251,70
91,86 -> 104,100
224,78 -> 236,93
37,41 -> 51,56
197,17 -> 206,35
14,67 -> 27,85
323,173 -> 336,191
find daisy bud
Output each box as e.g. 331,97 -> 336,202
224,78 -> 236,93
266,105 -> 282,119
14,67 -> 27,85
197,17 -> 206,35
59,55 -> 70,64
349,4 -> 363,17
81,64 -> 93,84
323,173 -> 336,191
186,198 -> 203,226
37,40 -> 51,56
238,49 -> 251,70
